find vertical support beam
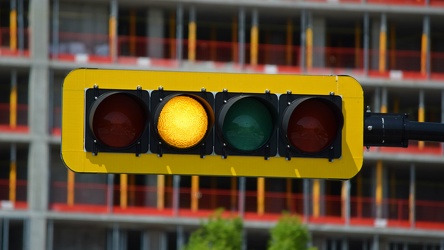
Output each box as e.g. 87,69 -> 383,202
418,90 -> 425,149
120,174 -> 128,209
188,6 -> 196,62
238,7 -> 246,68
169,11 -> 176,59
47,220 -> 54,250
10,0 -> 17,52
107,174 -> 114,213
51,0 -> 59,58
232,15 -> 238,63
257,177 -> 265,215
9,144 -> 17,202
409,163 -> 416,229
313,179 -> 320,218
238,177 -> 246,218
129,9 -> 136,56
286,18 -> 293,66
67,170 -> 75,206
176,225 -> 184,250
2,219 -> 9,250
376,160 -> 383,218
300,10 -> 307,72
303,179 -> 309,222
109,0 -> 118,61
157,175 -> 165,210
363,13 -> 370,76
379,14 -> 387,73
250,9 -> 259,66
10,70 -> 17,128
28,2 -> 50,249
342,180 -> 350,225
306,12 -> 313,71
372,235 -> 379,250
176,4 -> 183,64
421,16 -> 430,78
381,87 -> 388,113
191,175 -> 199,212
17,0 -> 23,54
172,175 -> 180,216
355,21 -> 362,69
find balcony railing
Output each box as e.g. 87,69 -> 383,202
2,178 -> 444,230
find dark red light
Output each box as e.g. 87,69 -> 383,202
287,98 -> 341,153
90,93 -> 147,148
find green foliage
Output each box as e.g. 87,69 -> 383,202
268,213 -> 310,250
184,209 -> 243,250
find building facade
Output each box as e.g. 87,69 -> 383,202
1,0 -> 444,249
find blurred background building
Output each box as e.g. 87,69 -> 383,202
1,0 -> 444,249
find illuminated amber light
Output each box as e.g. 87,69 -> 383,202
157,96 -> 208,149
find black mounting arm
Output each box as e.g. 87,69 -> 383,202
364,111 -> 444,147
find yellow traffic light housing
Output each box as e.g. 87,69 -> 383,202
61,69 -> 363,179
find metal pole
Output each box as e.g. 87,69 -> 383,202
176,225 -> 184,250
173,175 -> 180,217
2,219 -> 9,250
18,0 -> 24,54
107,174 -> 114,213
238,7 -> 245,68
300,10 -> 306,73
363,13 -> 369,76
176,4 -> 183,64
47,220 -> 54,250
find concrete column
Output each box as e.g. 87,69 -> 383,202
148,8 -> 164,58
312,16 -> 326,68
28,0 -> 50,249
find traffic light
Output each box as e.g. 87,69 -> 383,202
215,91 -> 278,158
62,69 -> 363,179
279,94 -> 343,161
84,87 -> 150,155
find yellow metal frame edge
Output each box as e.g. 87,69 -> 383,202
61,68 -> 364,179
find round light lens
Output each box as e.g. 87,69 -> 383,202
287,98 -> 341,153
90,93 -> 147,148
157,95 -> 209,149
222,97 -> 274,152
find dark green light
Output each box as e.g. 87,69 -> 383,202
222,97 -> 273,152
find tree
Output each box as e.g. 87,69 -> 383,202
267,213 -> 311,250
184,209 -> 243,250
